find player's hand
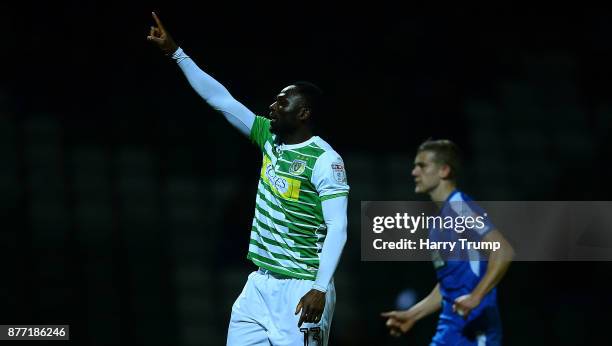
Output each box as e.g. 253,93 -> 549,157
295,289 -> 326,327
380,310 -> 417,337
452,293 -> 481,319
147,12 -> 178,55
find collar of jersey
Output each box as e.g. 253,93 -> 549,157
277,136 -> 319,150
445,189 -> 460,203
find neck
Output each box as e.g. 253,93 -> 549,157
429,180 -> 456,204
278,128 -> 314,145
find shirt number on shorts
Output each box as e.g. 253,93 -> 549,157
300,327 -> 321,346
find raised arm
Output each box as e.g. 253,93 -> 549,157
147,12 -> 255,136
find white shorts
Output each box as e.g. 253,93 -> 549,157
227,269 -> 336,346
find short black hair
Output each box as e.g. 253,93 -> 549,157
292,81 -> 324,118
417,139 -> 462,179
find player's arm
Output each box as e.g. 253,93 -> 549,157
295,196 -> 347,327
295,153 -> 349,327
470,229 -> 514,298
453,229 -> 514,318
381,284 -> 442,337
313,196 -> 348,292
147,12 -> 255,136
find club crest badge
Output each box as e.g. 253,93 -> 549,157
332,161 -> 347,184
289,159 -> 307,176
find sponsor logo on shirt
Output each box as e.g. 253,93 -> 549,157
261,156 -> 302,200
266,164 -> 289,193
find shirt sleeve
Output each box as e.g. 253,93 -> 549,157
312,195 -> 348,292
171,48 -> 255,136
448,199 -> 494,241
249,116 -> 273,152
311,151 -> 350,201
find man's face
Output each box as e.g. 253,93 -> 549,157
412,150 -> 444,194
268,85 -> 306,136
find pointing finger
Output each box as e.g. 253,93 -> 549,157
151,12 -> 165,32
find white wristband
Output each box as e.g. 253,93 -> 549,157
312,284 -> 327,293
171,47 -> 189,63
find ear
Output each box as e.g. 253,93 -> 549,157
298,107 -> 311,121
438,164 -> 451,179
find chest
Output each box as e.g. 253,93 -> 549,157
260,149 -> 318,201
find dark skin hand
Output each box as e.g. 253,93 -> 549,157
295,289 -> 326,327
147,12 -> 178,55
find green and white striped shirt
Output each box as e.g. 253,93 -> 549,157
248,116 -> 349,280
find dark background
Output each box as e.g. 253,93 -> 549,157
2,2 -> 612,345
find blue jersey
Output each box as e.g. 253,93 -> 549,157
429,190 -> 502,346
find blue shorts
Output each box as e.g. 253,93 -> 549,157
430,300 -> 502,346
